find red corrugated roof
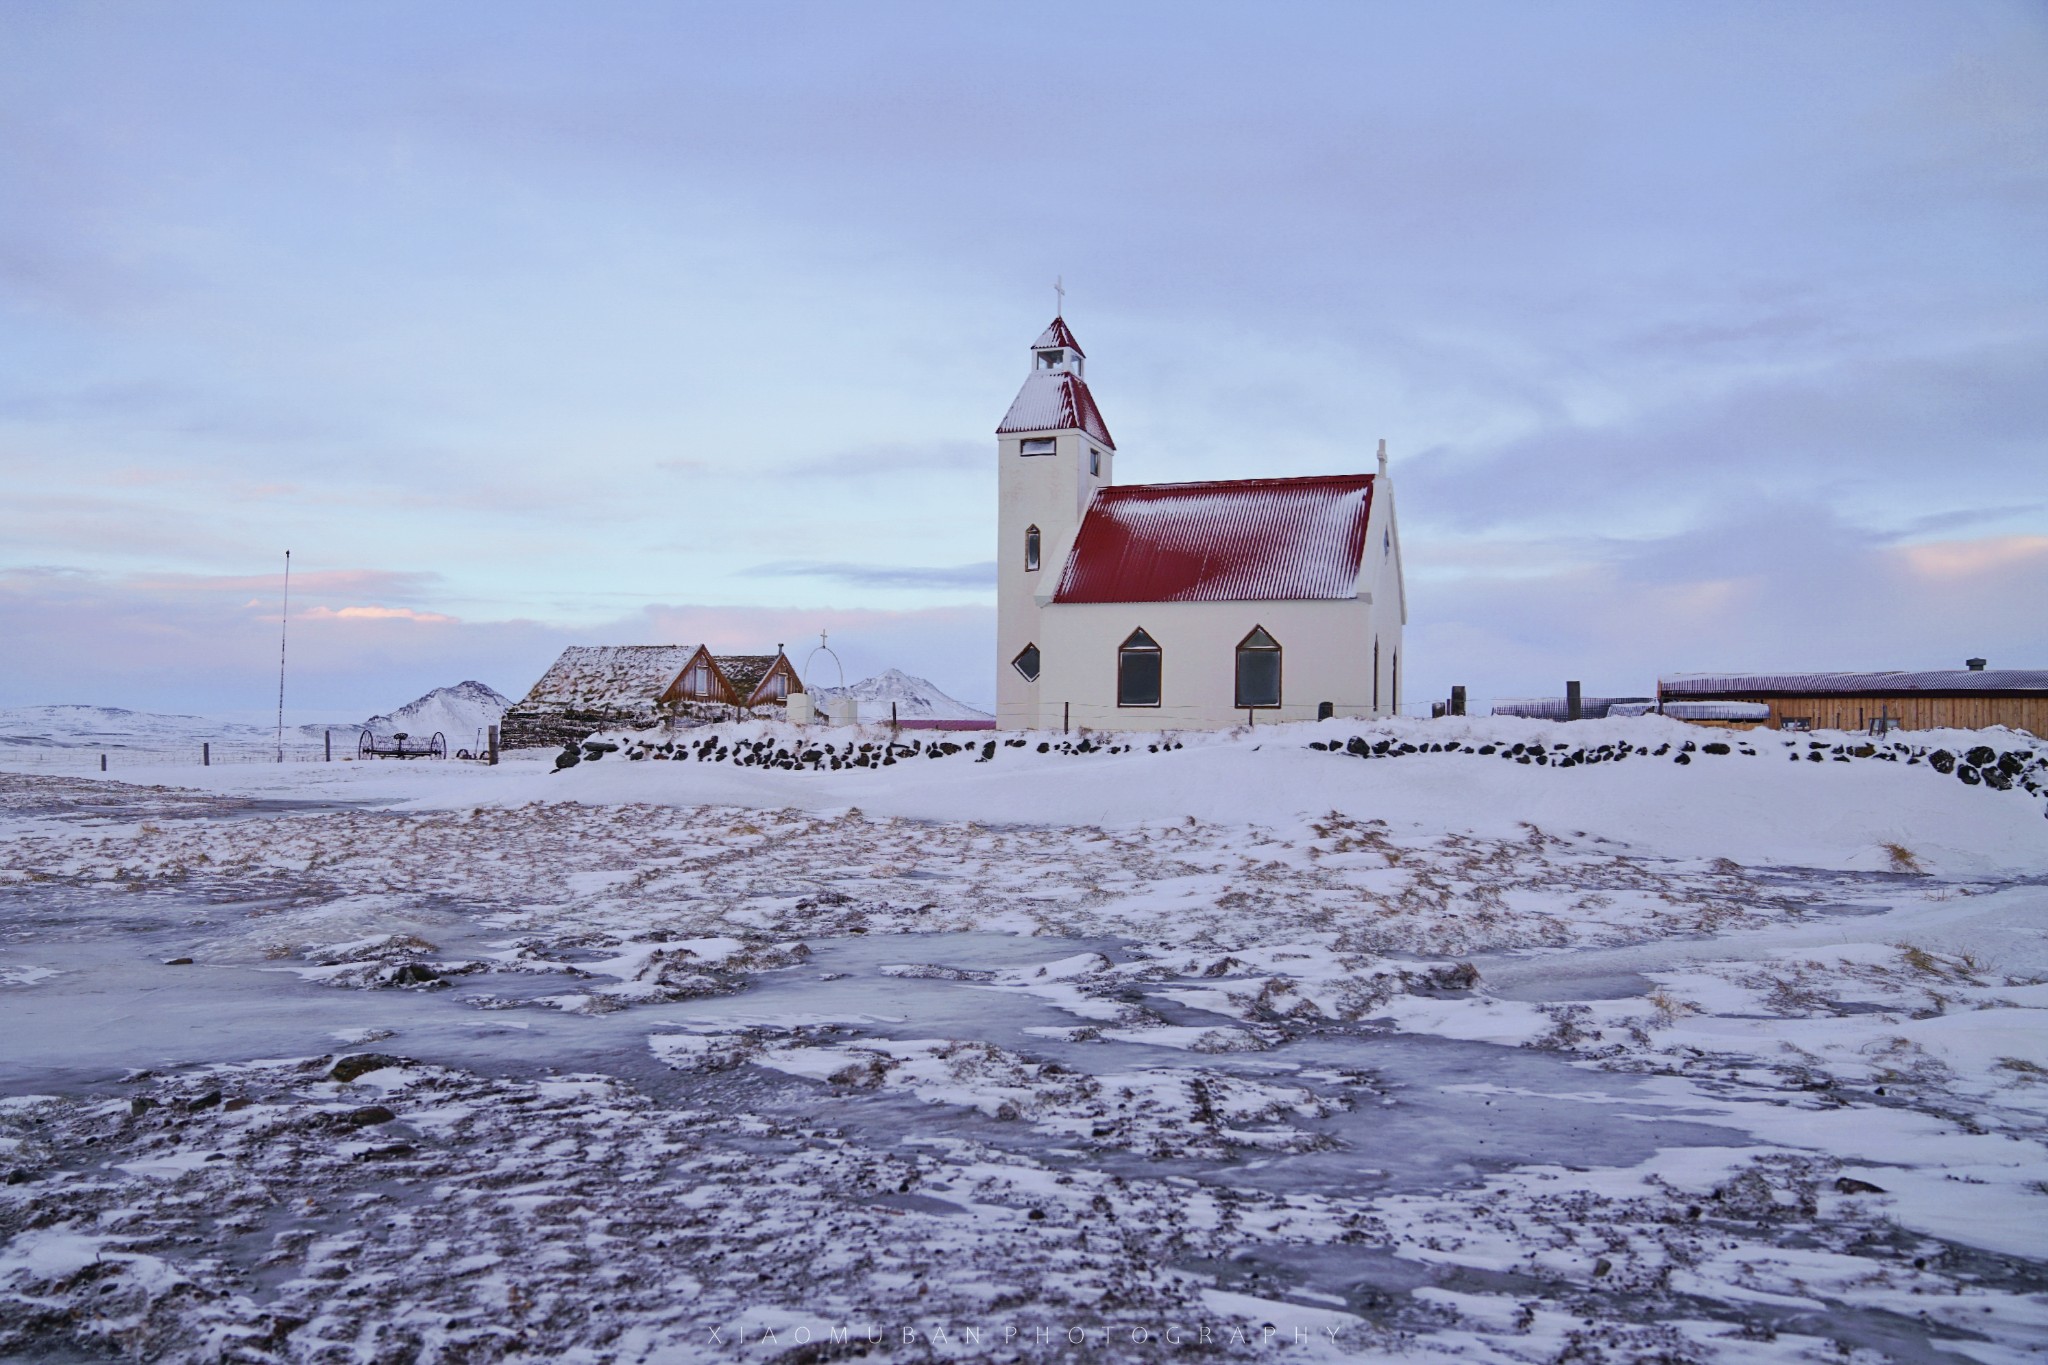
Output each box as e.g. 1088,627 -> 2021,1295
1030,316 -> 1085,356
996,371 -> 1116,449
1053,474 -> 1376,604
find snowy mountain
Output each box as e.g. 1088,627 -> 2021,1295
809,669 -> 991,721
0,705 -> 273,751
341,682 -> 512,748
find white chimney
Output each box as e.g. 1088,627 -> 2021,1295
1376,438 -> 1388,478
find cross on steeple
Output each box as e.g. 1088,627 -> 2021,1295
1053,275 -> 1065,317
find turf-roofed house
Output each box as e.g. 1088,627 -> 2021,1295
995,314 -> 1406,731
500,644 -> 802,748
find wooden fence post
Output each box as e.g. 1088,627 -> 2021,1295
1566,681 -> 1582,723
202,742 -> 210,767
488,725 -> 500,766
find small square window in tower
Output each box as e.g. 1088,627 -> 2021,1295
1117,629 -> 1162,707
1012,644 -> 1041,682
1024,525 -> 1041,572
1235,626 -> 1281,708
1020,437 -> 1055,456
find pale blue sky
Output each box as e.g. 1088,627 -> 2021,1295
3,2 -> 2043,713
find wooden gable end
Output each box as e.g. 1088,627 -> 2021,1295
658,645 -> 737,707
744,653 -> 803,707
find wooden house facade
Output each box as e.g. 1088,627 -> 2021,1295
1659,666 -> 2048,737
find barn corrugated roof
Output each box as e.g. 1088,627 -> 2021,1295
1052,474 -> 1375,604
997,371 -> 1115,449
1030,316 -> 1085,356
522,645 -> 702,708
1662,670 -> 2048,696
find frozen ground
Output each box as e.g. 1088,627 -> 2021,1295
1,715 -> 2044,1362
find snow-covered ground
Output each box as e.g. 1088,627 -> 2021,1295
1,714 -> 2044,1362
0,683 -> 511,770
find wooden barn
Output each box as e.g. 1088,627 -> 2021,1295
501,644 -> 804,748
1658,663 -> 2048,737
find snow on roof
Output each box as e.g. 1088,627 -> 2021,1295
1490,697 -> 1653,721
522,645 -> 702,708
1053,474 -> 1375,604
1661,670 -> 2048,696
996,371 -> 1115,448
712,654 -> 788,700
1029,316 -> 1085,357
1661,700 -> 1773,721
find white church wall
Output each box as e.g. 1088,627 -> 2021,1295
995,429 -> 1112,729
1030,596 -> 1384,733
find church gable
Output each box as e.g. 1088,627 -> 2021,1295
1051,474 -> 1375,604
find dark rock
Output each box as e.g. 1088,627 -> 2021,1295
1999,751 -> 2027,777
339,1105 -> 397,1129
163,956 -> 194,966
1703,742 -> 1731,755
1965,745 -> 1996,768
185,1090 -> 222,1111
1833,1176 -> 1886,1195
1674,752 -> 1691,765
1929,750 -> 1956,774
1346,737 -> 1370,757
1984,767 -> 2012,791
329,1053 -> 403,1084
129,1097 -> 158,1117
1958,766 -> 1982,786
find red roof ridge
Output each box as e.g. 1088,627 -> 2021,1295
1099,473 -> 1374,497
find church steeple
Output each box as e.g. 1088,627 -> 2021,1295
998,316 -> 1114,450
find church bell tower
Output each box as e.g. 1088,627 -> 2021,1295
994,312 -> 1117,729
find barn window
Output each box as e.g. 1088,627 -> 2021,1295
1235,626 -> 1281,708
1020,437 -> 1055,456
1780,716 -> 1812,732
1025,525 -> 1041,572
1012,644 -> 1041,682
1117,628 -> 1161,707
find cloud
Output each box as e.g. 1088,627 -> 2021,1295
749,560 -> 995,591
300,605 -> 459,623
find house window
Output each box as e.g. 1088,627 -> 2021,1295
760,670 -> 788,701
1024,525 -> 1041,572
1235,626 -> 1281,708
1020,437 -> 1055,456
1089,447 -> 1101,476
1012,644 -> 1041,682
683,660 -> 718,700
1117,628 -> 1161,707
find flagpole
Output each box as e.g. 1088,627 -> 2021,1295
275,550 -> 291,763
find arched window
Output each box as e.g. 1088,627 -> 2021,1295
1012,644 -> 1041,682
1117,628 -> 1161,707
1235,626 -> 1281,708
1024,525 -> 1041,572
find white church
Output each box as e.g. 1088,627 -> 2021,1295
996,313 -> 1406,731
